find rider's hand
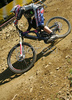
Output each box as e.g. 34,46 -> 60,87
13,19 -> 18,26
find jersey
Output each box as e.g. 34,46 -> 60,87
16,3 -> 44,28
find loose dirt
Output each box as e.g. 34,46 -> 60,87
0,0 -> 72,100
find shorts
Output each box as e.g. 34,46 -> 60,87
36,7 -> 44,27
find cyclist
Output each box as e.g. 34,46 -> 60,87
10,3 -> 56,38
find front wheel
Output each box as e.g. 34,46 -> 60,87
7,42 -> 36,74
46,16 -> 71,38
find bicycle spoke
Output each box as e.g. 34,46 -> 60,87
8,43 -> 36,73
46,17 -> 70,36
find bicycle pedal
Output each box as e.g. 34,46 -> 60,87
50,35 -> 58,39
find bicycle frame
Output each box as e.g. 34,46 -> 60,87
7,16 -> 71,74
22,30 -> 46,40
16,23 -> 57,56
17,24 -> 57,40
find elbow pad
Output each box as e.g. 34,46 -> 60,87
17,8 -> 24,20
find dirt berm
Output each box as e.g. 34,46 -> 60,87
0,0 -> 72,100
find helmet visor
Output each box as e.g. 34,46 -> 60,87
10,5 -> 17,13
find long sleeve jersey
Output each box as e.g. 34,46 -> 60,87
16,3 -> 42,20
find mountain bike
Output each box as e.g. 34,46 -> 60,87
7,16 -> 71,74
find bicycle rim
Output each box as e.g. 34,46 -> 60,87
7,42 -> 36,74
46,16 -> 71,38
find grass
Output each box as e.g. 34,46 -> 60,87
69,69 -> 72,74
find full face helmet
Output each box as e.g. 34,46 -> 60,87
10,5 -> 21,13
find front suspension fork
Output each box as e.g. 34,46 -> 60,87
19,36 -> 23,57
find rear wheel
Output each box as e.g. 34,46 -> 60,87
7,42 -> 36,74
46,16 -> 71,38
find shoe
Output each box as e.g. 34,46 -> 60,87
50,34 -> 58,39
44,33 -> 58,44
44,32 -> 55,40
50,32 -> 55,36
50,32 -> 58,39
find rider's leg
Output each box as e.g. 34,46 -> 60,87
32,17 -> 37,29
36,7 -> 54,36
27,18 -> 32,31
43,26 -> 55,36
44,26 -> 52,34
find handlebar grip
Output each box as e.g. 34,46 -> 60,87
16,25 -> 19,30
16,25 -> 21,31
15,25 -> 23,34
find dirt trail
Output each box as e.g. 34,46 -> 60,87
0,0 -> 72,100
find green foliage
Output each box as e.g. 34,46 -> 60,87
56,98 -> 59,100
70,69 -> 72,74
67,58 -> 71,63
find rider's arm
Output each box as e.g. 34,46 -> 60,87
16,7 -> 24,20
27,18 -> 32,31
14,7 -> 24,25
22,3 -> 34,11
23,3 -> 42,11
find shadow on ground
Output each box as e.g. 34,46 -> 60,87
0,39 -> 63,85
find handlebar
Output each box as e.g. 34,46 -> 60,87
16,25 -> 20,31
